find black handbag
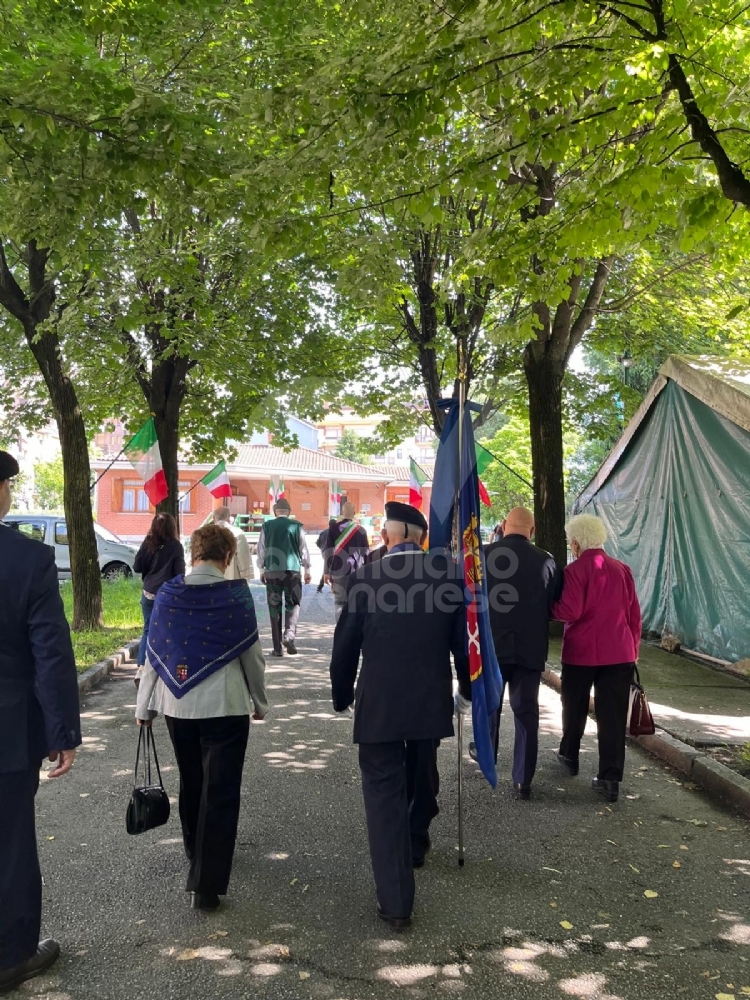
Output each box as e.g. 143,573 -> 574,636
126,725 -> 171,835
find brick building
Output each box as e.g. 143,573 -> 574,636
91,445 -> 433,543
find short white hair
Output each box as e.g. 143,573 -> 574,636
384,519 -> 424,544
565,513 -> 607,552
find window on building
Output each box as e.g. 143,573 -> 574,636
420,447 -> 434,460
325,427 -> 341,439
396,448 -> 403,460
137,490 -> 150,512
178,482 -> 191,513
122,489 -> 136,512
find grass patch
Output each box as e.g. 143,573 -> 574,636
62,577 -> 143,673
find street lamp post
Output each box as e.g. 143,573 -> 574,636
618,349 -> 634,387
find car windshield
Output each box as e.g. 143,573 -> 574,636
94,523 -> 126,544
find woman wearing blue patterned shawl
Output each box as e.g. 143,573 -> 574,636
136,524 -> 268,912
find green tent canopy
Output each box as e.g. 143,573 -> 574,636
574,356 -> 750,664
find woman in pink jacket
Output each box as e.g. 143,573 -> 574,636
552,514 -> 641,803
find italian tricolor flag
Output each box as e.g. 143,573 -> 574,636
201,460 -> 232,499
124,418 -> 169,506
475,443 -> 492,507
409,458 -> 429,509
277,477 -> 285,500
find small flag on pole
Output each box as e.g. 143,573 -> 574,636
277,476 -> 285,500
409,458 -> 428,509
123,418 -> 168,506
475,443 -> 493,507
201,460 -> 232,499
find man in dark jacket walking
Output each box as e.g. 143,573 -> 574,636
325,502 -> 370,620
470,506 -> 562,799
330,502 -> 470,930
0,452 -> 81,993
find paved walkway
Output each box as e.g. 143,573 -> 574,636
548,640 -> 750,747
28,581 -> 750,1000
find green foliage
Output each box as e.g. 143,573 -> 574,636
32,456 -> 65,511
334,430 -> 371,465
61,576 -> 142,672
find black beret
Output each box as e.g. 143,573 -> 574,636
0,451 -> 19,482
384,501 -> 428,531
274,497 -> 291,511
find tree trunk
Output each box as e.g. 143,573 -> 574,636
25,319 -> 103,629
0,239 -> 102,630
524,348 -> 567,569
149,357 -> 189,520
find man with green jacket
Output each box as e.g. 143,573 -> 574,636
257,498 -> 311,656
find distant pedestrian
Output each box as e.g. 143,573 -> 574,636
136,524 -> 268,911
212,506 -> 253,582
316,518 -> 338,592
133,514 -> 185,682
326,502 -> 369,621
552,514 -> 642,803
470,507 -> 562,799
0,451 -> 81,993
330,501 -> 470,930
256,498 -> 311,656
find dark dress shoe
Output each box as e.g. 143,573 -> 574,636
592,777 -> 619,802
191,892 -> 220,911
376,906 -> 411,931
412,837 -> 431,868
0,939 -> 60,994
468,742 -> 478,762
513,783 -> 531,800
270,649 -> 284,657
556,751 -> 579,776
283,638 -> 298,655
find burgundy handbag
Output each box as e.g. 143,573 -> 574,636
627,666 -> 656,737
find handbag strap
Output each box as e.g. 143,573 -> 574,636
633,665 -> 642,687
133,726 -> 147,787
146,726 -> 165,789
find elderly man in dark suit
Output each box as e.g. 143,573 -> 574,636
0,451 -> 82,993
470,506 -> 562,799
330,502 -> 470,930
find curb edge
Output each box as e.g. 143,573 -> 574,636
541,667 -> 750,820
77,639 -> 140,697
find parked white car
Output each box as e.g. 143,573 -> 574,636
3,514 -> 138,581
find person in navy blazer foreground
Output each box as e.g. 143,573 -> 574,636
0,451 -> 81,994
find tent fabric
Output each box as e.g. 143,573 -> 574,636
575,376 -> 750,663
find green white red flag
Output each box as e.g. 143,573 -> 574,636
201,460 -> 232,499
409,458 -> 429,509
123,418 -> 168,506
475,443 -> 493,507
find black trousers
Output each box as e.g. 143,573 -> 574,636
166,716 -> 250,896
264,572 -> 302,652
491,663 -> 542,787
358,739 -> 439,920
0,765 -> 41,971
559,663 -> 634,781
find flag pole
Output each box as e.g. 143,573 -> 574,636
456,336 -> 467,869
89,445 -> 128,493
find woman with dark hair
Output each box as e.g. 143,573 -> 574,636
133,513 -> 185,678
135,524 -> 268,911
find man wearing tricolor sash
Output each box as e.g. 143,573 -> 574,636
325,502 -> 369,621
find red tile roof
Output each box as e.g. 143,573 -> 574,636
231,445 -> 392,480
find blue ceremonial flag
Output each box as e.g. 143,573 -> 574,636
429,398 -> 504,787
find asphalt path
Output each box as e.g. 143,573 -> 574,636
26,578 -> 750,1000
